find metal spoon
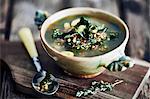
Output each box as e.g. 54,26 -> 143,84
18,27 -> 59,95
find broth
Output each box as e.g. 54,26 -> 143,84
45,15 -> 125,57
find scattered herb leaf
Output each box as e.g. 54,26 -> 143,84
76,80 -> 123,97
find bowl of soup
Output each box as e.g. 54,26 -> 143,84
40,8 -> 134,78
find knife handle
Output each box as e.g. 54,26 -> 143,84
18,27 -> 38,58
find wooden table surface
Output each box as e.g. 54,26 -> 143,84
0,40 -> 149,99
0,1 -> 150,98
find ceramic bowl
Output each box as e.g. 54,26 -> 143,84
40,7 -> 134,78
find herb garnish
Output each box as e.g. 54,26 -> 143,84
52,17 -> 118,51
76,80 -> 123,97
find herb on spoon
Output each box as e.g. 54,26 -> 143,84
34,73 -> 55,93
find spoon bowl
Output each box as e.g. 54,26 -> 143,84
32,71 -> 59,95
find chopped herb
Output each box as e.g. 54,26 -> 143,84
52,29 -> 63,38
51,17 -> 118,51
108,31 -> 118,40
34,73 -> 55,93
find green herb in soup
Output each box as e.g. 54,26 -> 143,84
46,16 -> 124,57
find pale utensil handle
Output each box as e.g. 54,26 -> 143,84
18,28 -> 38,58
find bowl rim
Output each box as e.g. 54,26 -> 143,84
40,7 -> 129,61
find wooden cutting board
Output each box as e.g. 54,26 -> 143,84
0,41 -> 149,99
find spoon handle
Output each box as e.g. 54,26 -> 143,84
18,27 -> 41,72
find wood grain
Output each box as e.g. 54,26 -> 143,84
0,41 -> 149,99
